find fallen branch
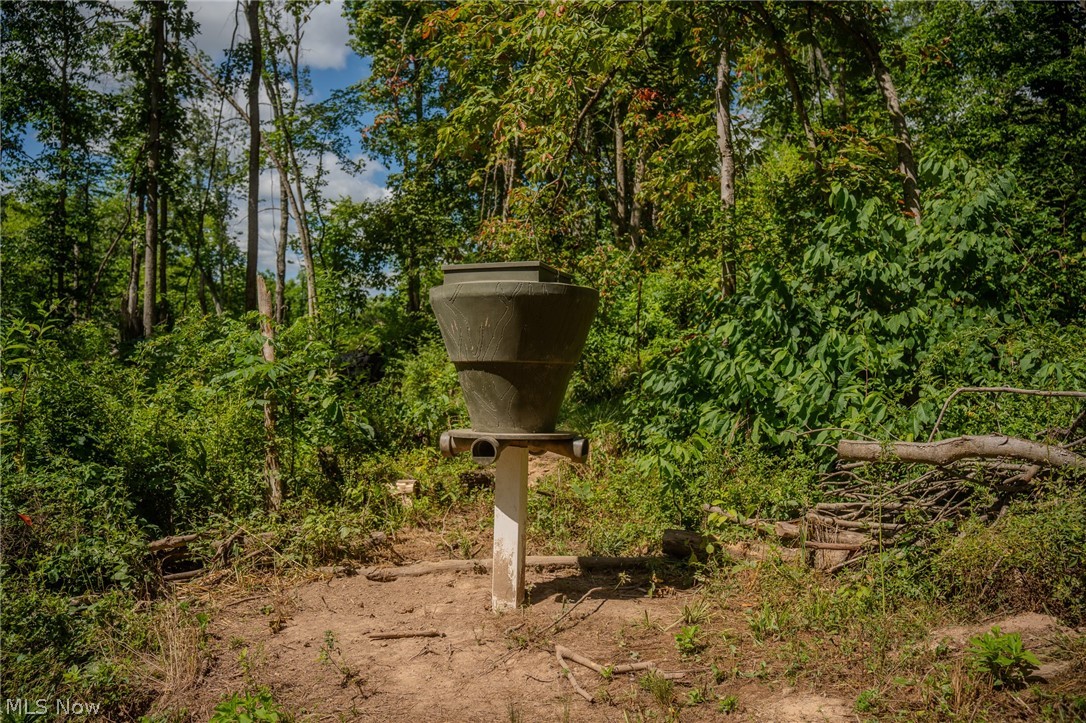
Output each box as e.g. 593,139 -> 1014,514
212,528 -> 244,565
541,587 -> 604,636
928,387 -> 1086,442
163,569 -> 203,582
555,645 -> 686,683
149,533 -> 201,553
556,646 -> 593,702
366,556 -> 659,582
838,435 -> 1086,469
369,630 -> 443,641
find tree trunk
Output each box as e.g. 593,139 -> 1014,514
628,147 -> 646,252
257,276 -> 283,510
275,174 -> 288,324
714,39 -> 737,297
245,0 -> 262,311
143,2 -> 165,337
158,193 -> 169,326
123,194 -> 143,339
614,108 -> 629,237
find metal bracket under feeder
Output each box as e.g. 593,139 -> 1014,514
439,429 -> 589,466
440,429 -> 590,611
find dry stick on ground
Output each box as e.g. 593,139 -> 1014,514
556,646 -> 594,702
369,630 -> 443,641
540,587 -> 604,636
838,435 -> 1086,469
555,645 -> 686,682
927,386 -> 1086,442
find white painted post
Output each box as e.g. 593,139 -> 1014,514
491,445 -> 529,610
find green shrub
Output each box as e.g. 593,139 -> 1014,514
966,626 -> 1040,688
209,688 -> 287,723
930,488 -> 1086,625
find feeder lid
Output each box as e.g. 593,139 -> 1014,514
440,261 -> 572,284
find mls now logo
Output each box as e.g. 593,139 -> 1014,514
5,699 -> 102,716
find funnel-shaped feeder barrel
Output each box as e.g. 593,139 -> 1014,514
430,262 -> 598,433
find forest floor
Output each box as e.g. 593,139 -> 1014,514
150,457 -> 1086,722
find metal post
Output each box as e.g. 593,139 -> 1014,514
491,446 -> 529,610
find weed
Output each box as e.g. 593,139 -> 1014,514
681,599 -> 710,626
717,694 -> 739,714
674,625 -> 705,656
685,687 -> 705,706
638,670 -> 674,708
746,602 -> 789,643
966,626 -> 1040,688
636,610 -> 657,631
855,688 -> 880,713
318,631 -> 358,689
209,688 -> 286,722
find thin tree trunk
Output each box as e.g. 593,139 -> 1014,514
283,10 -> 317,318
143,2 -> 164,337
259,4 -> 289,324
256,276 -> 283,510
628,148 -> 646,252
158,193 -> 168,325
715,39 -> 737,297
245,0 -> 262,311
275,174 -> 287,324
500,150 -> 516,222
614,108 -> 629,236
189,29 -> 317,317
124,194 -> 143,339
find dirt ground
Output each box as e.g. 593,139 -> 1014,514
159,534 -> 1086,723
156,455 -> 1084,721
177,560 -> 865,722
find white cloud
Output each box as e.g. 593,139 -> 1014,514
296,2 -> 353,71
188,0 -> 351,70
228,158 -> 391,275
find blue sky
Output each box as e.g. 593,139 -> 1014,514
188,0 -> 390,274
9,2 -> 390,276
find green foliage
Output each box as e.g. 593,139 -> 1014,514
380,336 -> 466,445
638,670 -> 674,709
674,625 -> 705,657
638,162 -> 1086,461
855,688 -> 880,713
717,694 -> 739,714
702,446 -> 819,523
966,627 -> 1040,688
930,489 -> 1086,625
209,689 -> 286,723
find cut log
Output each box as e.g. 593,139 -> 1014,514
365,555 -> 659,581
663,529 -> 709,558
149,533 -> 201,553
386,479 -> 417,507
837,435 -> 1086,469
